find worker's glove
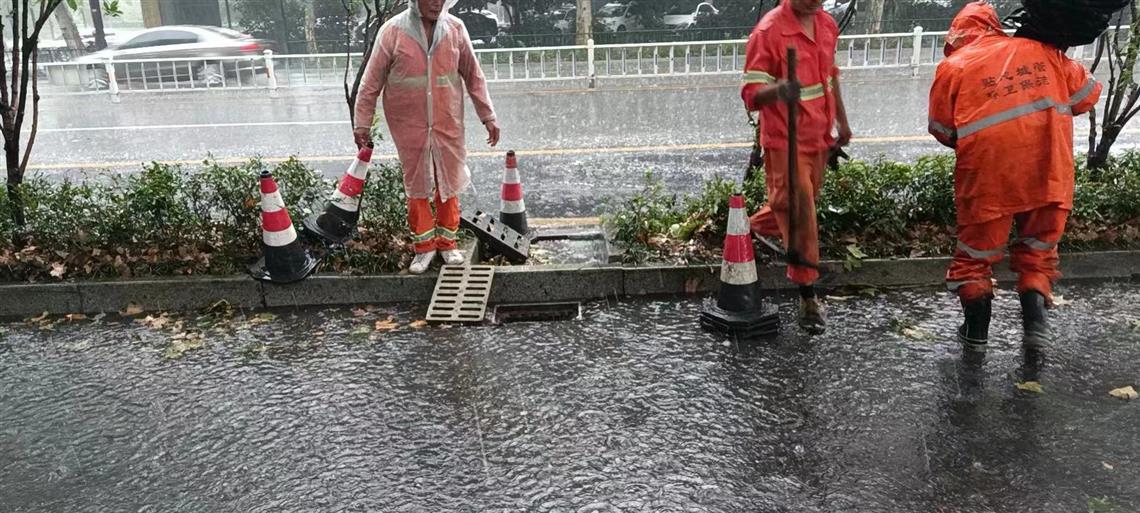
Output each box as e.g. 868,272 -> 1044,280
827,144 -> 850,171
776,79 -> 801,103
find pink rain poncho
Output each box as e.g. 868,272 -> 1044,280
354,0 -> 497,201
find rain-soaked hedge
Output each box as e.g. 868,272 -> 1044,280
0,158 -> 410,282
604,152 -> 1140,264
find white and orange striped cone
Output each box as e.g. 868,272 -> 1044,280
253,170 -> 318,284
303,146 -> 372,245
499,150 -> 528,236
700,193 -> 779,339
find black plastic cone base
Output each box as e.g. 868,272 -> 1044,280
250,244 -> 319,284
500,211 -> 529,238
700,301 -> 780,340
303,204 -> 359,245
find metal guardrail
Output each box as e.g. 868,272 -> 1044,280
35,26 -> 1119,100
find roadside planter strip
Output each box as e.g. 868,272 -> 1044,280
2,251 -> 1138,318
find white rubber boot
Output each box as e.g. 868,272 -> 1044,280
441,249 -> 465,265
409,250 -> 437,274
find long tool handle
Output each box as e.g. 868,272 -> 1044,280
785,46 -> 800,265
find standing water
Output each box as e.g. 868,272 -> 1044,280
1,284 -> 1138,512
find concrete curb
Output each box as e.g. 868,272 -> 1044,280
2,251 -> 1137,318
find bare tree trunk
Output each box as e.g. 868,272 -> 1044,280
87,0 -> 107,50
54,3 -> 84,51
304,0 -> 319,53
868,0 -> 885,34
2,0 -> 68,238
344,0 -> 395,127
575,0 -> 592,46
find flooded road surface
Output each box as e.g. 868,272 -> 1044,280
2,283 -> 1138,512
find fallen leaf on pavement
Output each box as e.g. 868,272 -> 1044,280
350,325 -> 372,337
65,313 -> 87,322
1109,386 -> 1137,400
1015,381 -> 1044,394
249,313 -> 277,325
27,312 -> 49,323
121,303 -> 144,316
1052,295 -> 1072,307
1103,462 -> 1115,471
374,319 -> 398,332
409,320 -> 428,329
351,308 -> 369,317
827,295 -> 855,302
50,263 -> 66,279
902,326 -> 936,341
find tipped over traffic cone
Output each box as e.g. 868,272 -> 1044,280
253,170 -> 318,284
499,150 -> 528,236
303,146 -> 372,245
700,193 -> 779,339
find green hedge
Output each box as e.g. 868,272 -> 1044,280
0,158 -> 410,282
604,152 -> 1140,264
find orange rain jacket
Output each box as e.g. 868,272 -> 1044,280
928,2 -> 1102,226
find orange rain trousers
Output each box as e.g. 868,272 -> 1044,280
750,148 -> 827,285
408,189 -> 460,254
946,204 -> 1068,303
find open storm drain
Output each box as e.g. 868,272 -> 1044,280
426,265 -> 495,323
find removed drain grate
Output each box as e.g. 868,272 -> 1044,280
460,211 -> 529,264
426,265 -> 495,323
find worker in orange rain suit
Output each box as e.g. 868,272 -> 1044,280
928,1 -> 1101,350
354,0 -> 501,274
741,0 -> 852,334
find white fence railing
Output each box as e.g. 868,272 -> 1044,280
35,26 -> 1120,100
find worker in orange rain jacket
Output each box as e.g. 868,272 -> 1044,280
928,1 -> 1101,351
741,0 -> 852,334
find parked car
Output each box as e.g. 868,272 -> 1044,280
551,3 -> 576,33
456,9 -> 502,46
596,2 -> 643,32
663,0 -> 719,30
824,0 -> 855,21
71,25 -> 275,90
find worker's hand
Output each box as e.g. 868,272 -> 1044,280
776,79 -> 800,103
837,122 -> 853,147
353,127 -> 372,149
485,120 -> 500,147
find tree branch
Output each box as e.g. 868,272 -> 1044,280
11,0 -> 22,123
19,47 -> 39,177
0,13 -> 10,120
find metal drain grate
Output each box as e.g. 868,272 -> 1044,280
460,211 -> 529,264
426,265 -> 495,323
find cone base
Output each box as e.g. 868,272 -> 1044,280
499,211 -> 529,238
699,301 -> 780,340
249,252 -> 319,284
302,209 -> 357,245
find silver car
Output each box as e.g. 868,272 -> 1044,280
72,25 -> 276,90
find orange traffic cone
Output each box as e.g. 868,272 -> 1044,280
499,150 -> 528,235
700,193 -> 779,339
253,170 -> 318,284
303,146 -> 372,244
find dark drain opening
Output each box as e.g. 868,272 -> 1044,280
493,302 -> 583,324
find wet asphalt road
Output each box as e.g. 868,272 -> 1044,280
1,283 -> 1138,512
31,70 -> 1140,218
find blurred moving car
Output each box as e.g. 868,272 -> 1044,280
71,25 -> 275,90
551,3 -> 576,33
663,0 -> 719,30
596,2 -> 643,32
455,9 -> 503,46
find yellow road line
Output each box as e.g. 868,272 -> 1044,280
529,217 -> 601,226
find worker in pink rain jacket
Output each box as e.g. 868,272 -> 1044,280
353,0 -> 500,274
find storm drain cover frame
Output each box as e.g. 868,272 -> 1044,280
426,265 -> 496,323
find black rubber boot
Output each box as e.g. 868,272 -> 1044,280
958,296 -> 991,352
1020,290 -> 1055,349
